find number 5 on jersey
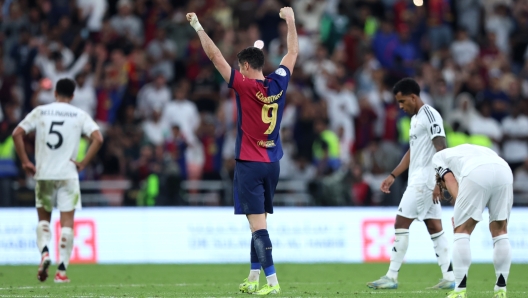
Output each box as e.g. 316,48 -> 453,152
262,103 -> 278,135
47,121 -> 64,150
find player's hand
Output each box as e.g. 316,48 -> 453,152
433,184 -> 443,204
71,159 -> 86,172
22,161 -> 36,176
186,12 -> 204,32
380,175 -> 395,193
279,7 -> 295,21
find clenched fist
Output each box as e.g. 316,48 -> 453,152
279,7 -> 294,21
186,12 -> 203,32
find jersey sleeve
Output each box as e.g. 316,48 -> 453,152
228,68 -> 244,90
424,107 -> 446,140
266,65 -> 291,90
82,113 -> 100,136
432,152 -> 452,179
17,108 -> 39,133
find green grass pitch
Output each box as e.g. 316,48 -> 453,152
1,263 -> 527,297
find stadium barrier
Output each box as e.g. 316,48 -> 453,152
2,207 -> 528,265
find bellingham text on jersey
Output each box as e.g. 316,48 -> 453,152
256,90 -> 283,104
40,110 -> 78,117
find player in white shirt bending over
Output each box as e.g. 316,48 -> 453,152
433,144 -> 512,298
367,78 -> 455,290
12,78 -> 103,283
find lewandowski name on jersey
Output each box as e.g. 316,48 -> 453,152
228,65 -> 291,163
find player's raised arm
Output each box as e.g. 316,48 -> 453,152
279,7 -> 298,74
187,13 -> 231,83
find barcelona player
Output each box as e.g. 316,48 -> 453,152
187,6 -> 297,296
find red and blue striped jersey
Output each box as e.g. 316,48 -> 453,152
228,65 -> 290,162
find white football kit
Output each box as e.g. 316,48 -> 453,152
18,102 -> 99,212
432,144 -> 513,228
398,105 -> 445,221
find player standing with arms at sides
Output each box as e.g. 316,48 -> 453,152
187,6 -> 297,296
12,78 -> 103,283
367,78 -> 455,290
433,144 -> 512,298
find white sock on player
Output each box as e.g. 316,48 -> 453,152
431,230 -> 455,281
452,233 -> 471,292
266,273 -> 278,287
248,270 -> 260,282
36,221 -> 51,254
493,234 -> 511,292
386,228 -> 409,280
58,227 -> 74,270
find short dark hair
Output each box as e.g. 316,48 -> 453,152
393,78 -> 421,96
55,78 -> 76,98
236,47 -> 265,70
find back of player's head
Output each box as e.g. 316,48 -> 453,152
237,47 -> 265,70
393,78 -> 420,96
55,78 -> 76,98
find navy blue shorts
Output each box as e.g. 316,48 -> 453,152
233,160 -> 280,214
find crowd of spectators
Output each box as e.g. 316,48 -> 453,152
2,0 -> 528,207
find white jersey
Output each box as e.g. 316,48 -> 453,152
18,102 -> 99,180
408,104 -> 445,189
432,144 -> 509,180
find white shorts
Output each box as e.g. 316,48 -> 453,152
454,164 -> 513,228
397,184 -> 442,221
35,179 -> 82,212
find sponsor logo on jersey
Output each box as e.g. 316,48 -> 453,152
431,124 -> 442,135
275,68 -> 287,76
257,140 -> 276,148
256,90 -> 283,104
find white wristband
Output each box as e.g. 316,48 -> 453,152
190,19 -> 204,32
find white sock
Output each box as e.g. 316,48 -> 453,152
266,273 -> 278,287
452,233 -> 471,292
431,231 -> 455,281
386,228 -> 409,280
493,234 -> 511,292
59,227 -> 74,270
36,221 -> 51,255
248,269 -> 260,282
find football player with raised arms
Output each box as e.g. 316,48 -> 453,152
367,78 -> 455,290
13,78 -> 103,283
433,144 -> 512,298
187,5 -> 297,296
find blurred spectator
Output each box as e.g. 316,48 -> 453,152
513,159 -> 528,205
136,73 -> 170,119
110,0 -> 144,46
146,27 -> 177,82
371,20 -> 398,69
71,72 -> 96,117
142,108 -> 169,146
478,68 -> 510,121
469,102 -> 503,153
450,27 -> 479,67
447,93 -> 479,133
313,119 -> 340,176
350,164 -> 373,206
501,103 -> 528,171
485,4 -> 514,55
